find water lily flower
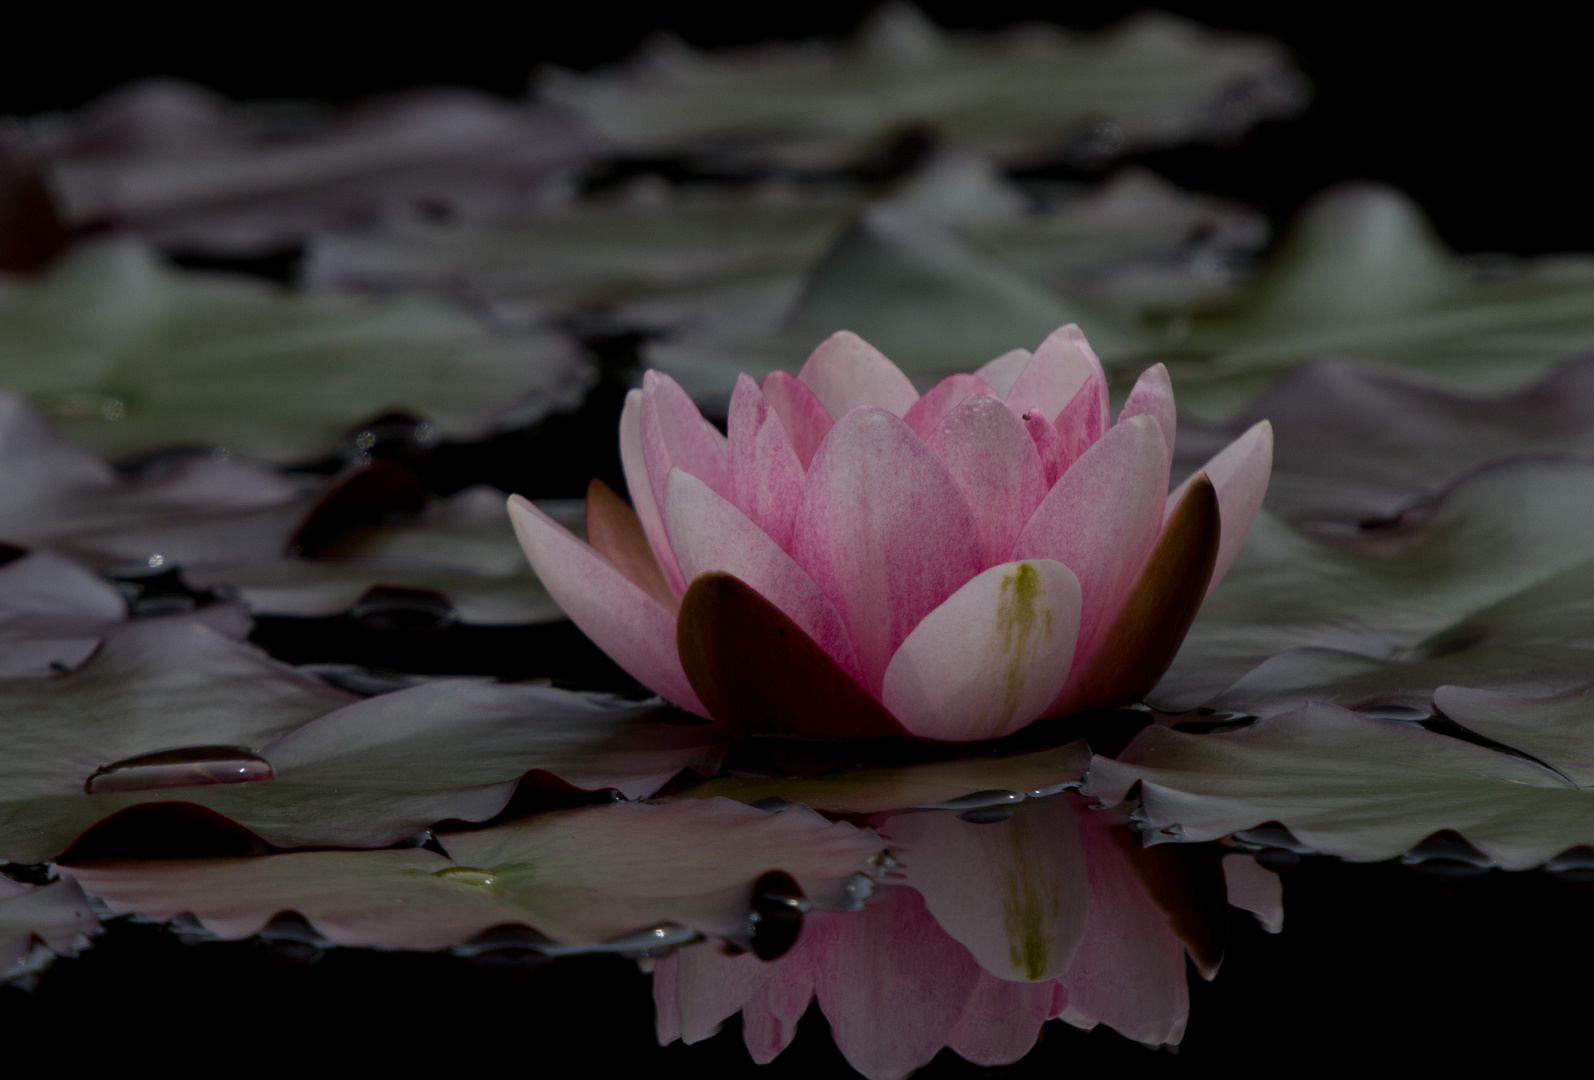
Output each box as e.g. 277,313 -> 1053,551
511,325 -> 1270,741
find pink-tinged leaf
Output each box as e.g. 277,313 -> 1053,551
811,888 -> 982,1080
903,373 -> 997,442
881,560 -> 1080,742
1012,415 -> 1170,690
796,331 -> 919,420
585,479 -> 677,611
1118,363 -> 1176,469
508,495 -> 706,716
1024,410 -> 1067,486
726,375 -> 805,550
1053,366 -> 1110,469
1167,420 -> 1273,597
927,394 -> 1047,566
666,469 -> 862,684
1223,853 -> 1283,934
761,371 -> 833,471
620,388 -> 684,595
1057,812 -> 1188,1048
1005,325 -> 1101,423
640,370 -> 729,577
790,407 -> 985,695
879,796 -> 1089,982
948,971 -> 1056,1067
974,348 -> 1031,397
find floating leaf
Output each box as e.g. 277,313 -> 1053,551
1153,460 -> 1594,715
1435,683 -> 1594,788
0,241 -> 592,462
0,877 -> 100,989
65,798 -> 881,950
1087,704 -> 1594,869
0,550 -> 127,677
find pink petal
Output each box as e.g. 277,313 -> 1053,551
1011,415 -> 1170,700
811,888 -> 981,1080
881,560 -> 1080,741
790,407 -> 985,695
761,371 -> 833,470
926,394 -> 1047,566
742,946 -> 817,1064
1024,410 -> 1067,486
620,389 -> 684,596
1058,811 -> 1188,1047
1053,369 -> 1109,469
726,374 -> 805,550
1117,362 -> 1176,468
974,348 -> 1031,397
903,373 -> 997,442
797,331 -> 920,420
1167,420 -> 1273,596
640,371 -> 730,590
665,468 -> 864,685
1005,325 -> 1102,423
654,945 -> 780,1046
948,971 -> 1056,1067
508,495 -> 706,716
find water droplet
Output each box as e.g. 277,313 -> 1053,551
257,912 -> 326,968
454,925 -> 556,979
1254,847 -> 1300,873
1026,781 -> 1078,798
958,807 -> 1014,824
841,873 -> 876,912
1359,705 -> 1433,721
606,923 -> 701,955
916,789 -> 1025,811
146,554 -> 165,569
350,585 -> 458,633
432,867 -> 497,886
748,797 -> 791,812
86,747 -> 273,795
413,423 -> 435,444
748,870 -> 809,961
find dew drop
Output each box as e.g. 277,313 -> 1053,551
432,867 -> 497,886
606,923 -> 701,955
747,870 -> 809,961
958,807 -> 1014,824
841,872 -> 877,912
1359,705 -> 1433,721
85,746 -> 273,795
917,789 -> 1025,811
146,553 -> 165,569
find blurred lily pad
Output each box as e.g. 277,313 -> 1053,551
0,241 -> 593,462
1153,460 -> 1594,716
0,550 -> 127,677
1087,704 -> 1594,869
1162,184 -> 1594,421
542,5 -> 1304,171
65,797 -> 882,950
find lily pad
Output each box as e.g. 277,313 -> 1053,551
64,797 -> 882,949
1086,703 -> 1594,869
0,618 -> 725,862
0,550 -> 127,677
1,877 -> 100,989
1161,184 -> 1594,421
0,241 -> 593,462
1434,683 -> 1594,788
543,5 -> 1303,170
1152,459 -> 1594,715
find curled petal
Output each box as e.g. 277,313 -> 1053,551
1169,420 -> 1273,596
620,389 -> 684,595
903,372 -> 998,442
882,560 -> 1080,741
508,495 -> 706,716
927,394 -> 1047,567
973,348 -> 1031,397
791,407 -> 985,694
1012,414 -> 1170,681
585,478 -> 676,611
1051,475 -> 1219,716
727,374 -> 805,550
1118,363 -> 1176,469
1005,325 -> 1101,423
797,331 -> 919,419
761,371 -> 833,471
665,468 -> 862,685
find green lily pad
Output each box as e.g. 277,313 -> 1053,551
0,241 -> 593,462
1435,684 -> 1594,788
1087,704 -> 1594,869
1153,460 -> 1594,715
667,742 -> 1088,815
64,797 -> 883,949
543,6 -> 1303,170
0,550 -> 128,677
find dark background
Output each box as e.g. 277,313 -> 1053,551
6,3 -> 1592,1071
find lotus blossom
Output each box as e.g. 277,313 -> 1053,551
511,325 -> 1271,741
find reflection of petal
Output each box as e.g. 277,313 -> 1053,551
1222,853 -> 1283,933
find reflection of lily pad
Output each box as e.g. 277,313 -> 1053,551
1161,184 -> 1594,421
66,798 -> 882,949
1153,460 -> 1594,715
543,5 -> 1303,170
0,241 -> 592,462
0,618 -> 725,862
669,742 -> 1088,814
1,877 -> 101,989
1087,704 -> 1594,869
1175,356 -> 1594,527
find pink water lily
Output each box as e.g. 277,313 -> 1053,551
510,325 -> 1271,741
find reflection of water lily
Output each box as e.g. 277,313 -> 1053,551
512,325 -> 1271,741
